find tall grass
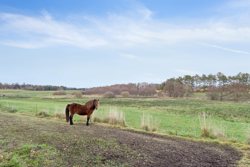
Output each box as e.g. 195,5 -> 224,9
141,113 -> 159,132
246,128 -> 250,145
93,107 -> 126,127
199,112 -> 226,139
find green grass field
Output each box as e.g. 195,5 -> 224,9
0,89 -> 249,144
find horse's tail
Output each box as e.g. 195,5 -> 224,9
65,104 -> 70,122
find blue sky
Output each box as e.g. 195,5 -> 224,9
0,0 -> 250,88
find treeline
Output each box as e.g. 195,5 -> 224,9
160,72 -> 250,101
2,72 -> 250,101
0,83 -> 81,91
84,83 -> 157,96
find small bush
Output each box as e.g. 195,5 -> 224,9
36,111 -> 50,118
53,91 -> 66,96
206,91 -> 220,100
103,91 -> 115,98
142,125 -> 150,131
120,91 -> 130,98
72,92 -> 82,98
201,128 -> 210,138
157,91 -> 164,97
54,113 -> 65,120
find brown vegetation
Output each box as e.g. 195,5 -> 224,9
103,91 -> 115,98
71,91 -> 83,98
85,83 -> 157,96
53,91 -> 66,96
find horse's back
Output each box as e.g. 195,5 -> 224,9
68,103 -> 81,109
68,103 -> 88,115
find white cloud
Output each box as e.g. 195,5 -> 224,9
0,5 -> 250,49
200,43 -> 250,55
0,12 -> 107,48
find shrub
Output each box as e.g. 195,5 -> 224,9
103,91 -> 115,98
201,128 -> 210,138
54,113 -> 65,120
53,91 -> 66,96
157,91 -> 164,97
120,91 -> 130,98
36,111 -> 50,118
72,92 -> 82,98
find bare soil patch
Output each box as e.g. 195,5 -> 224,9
0,112 -> 241,167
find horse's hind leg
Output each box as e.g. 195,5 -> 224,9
69,114 -> 74,125
86,115 -> 90,126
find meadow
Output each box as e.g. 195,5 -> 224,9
0,89 -> 249,144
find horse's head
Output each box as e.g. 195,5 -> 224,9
93,99 -> 99,110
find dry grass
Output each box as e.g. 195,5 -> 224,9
52,91 -> 66,96
141,113 -> 159,132
54,112 -> 65,120
199,112 -> 226,139
120,91 -> 130,98
103,91 -> 115,98
71,92 -> 82,98
35,111 -> 50,118
93,107 -> 126,127
247,128 -> 250,145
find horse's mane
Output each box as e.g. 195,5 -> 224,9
85,99 -> 96,108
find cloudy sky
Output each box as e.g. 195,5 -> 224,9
0,0 -> 250,88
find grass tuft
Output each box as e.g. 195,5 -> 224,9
93,107 -> 126,127
36,111 -> 50,118
141,113 -> 159,132
199,112 -> 226,139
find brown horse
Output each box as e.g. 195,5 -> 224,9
65,99 -> 99,125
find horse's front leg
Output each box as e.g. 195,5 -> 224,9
69,114 -> 74,125
86,115 -> 90,126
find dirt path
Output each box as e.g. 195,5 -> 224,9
0,112 -> 241,167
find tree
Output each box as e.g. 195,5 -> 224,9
216,72 -> 228,101
163,78 -> 186,97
